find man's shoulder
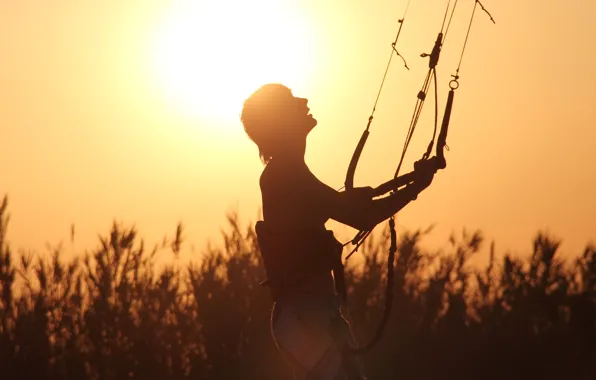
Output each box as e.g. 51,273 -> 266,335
260,160 -> 312,188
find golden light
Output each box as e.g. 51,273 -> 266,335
151,0 -> 317,127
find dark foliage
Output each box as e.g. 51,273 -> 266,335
0,196 -> 594,379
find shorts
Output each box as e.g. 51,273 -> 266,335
271,293 -> 367,380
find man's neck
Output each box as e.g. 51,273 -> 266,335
273,153 -> 305,166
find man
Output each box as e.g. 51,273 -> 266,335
241,83 -> 435,379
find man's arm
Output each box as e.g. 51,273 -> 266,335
310,168 -> 434,231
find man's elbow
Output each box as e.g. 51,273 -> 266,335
331,204 -> 383,231
342,214 -> 378,232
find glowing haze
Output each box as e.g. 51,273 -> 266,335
151,0 -> 316,124
0,0 -> 594,261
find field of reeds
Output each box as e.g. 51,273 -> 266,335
0,195 -> 594,380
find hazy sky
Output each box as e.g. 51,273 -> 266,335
1,0 -> 595,262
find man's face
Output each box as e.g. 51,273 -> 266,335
285,94 -> 317,134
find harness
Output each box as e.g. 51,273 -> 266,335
255,221 -> 346,302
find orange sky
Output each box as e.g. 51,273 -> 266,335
1,0 -> 595,262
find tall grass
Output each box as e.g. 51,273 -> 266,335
0,196 -> 594,379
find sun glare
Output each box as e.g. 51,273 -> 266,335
151,0 -> 316,127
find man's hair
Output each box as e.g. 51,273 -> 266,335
241,83 -> 293,164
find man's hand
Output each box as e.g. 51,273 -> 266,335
412,158 -> 437,192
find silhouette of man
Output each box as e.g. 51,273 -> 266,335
241,84 -> 435,380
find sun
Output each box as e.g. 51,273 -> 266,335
151,0 -> 316,126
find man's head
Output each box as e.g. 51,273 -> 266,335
241,84 -> 317,164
